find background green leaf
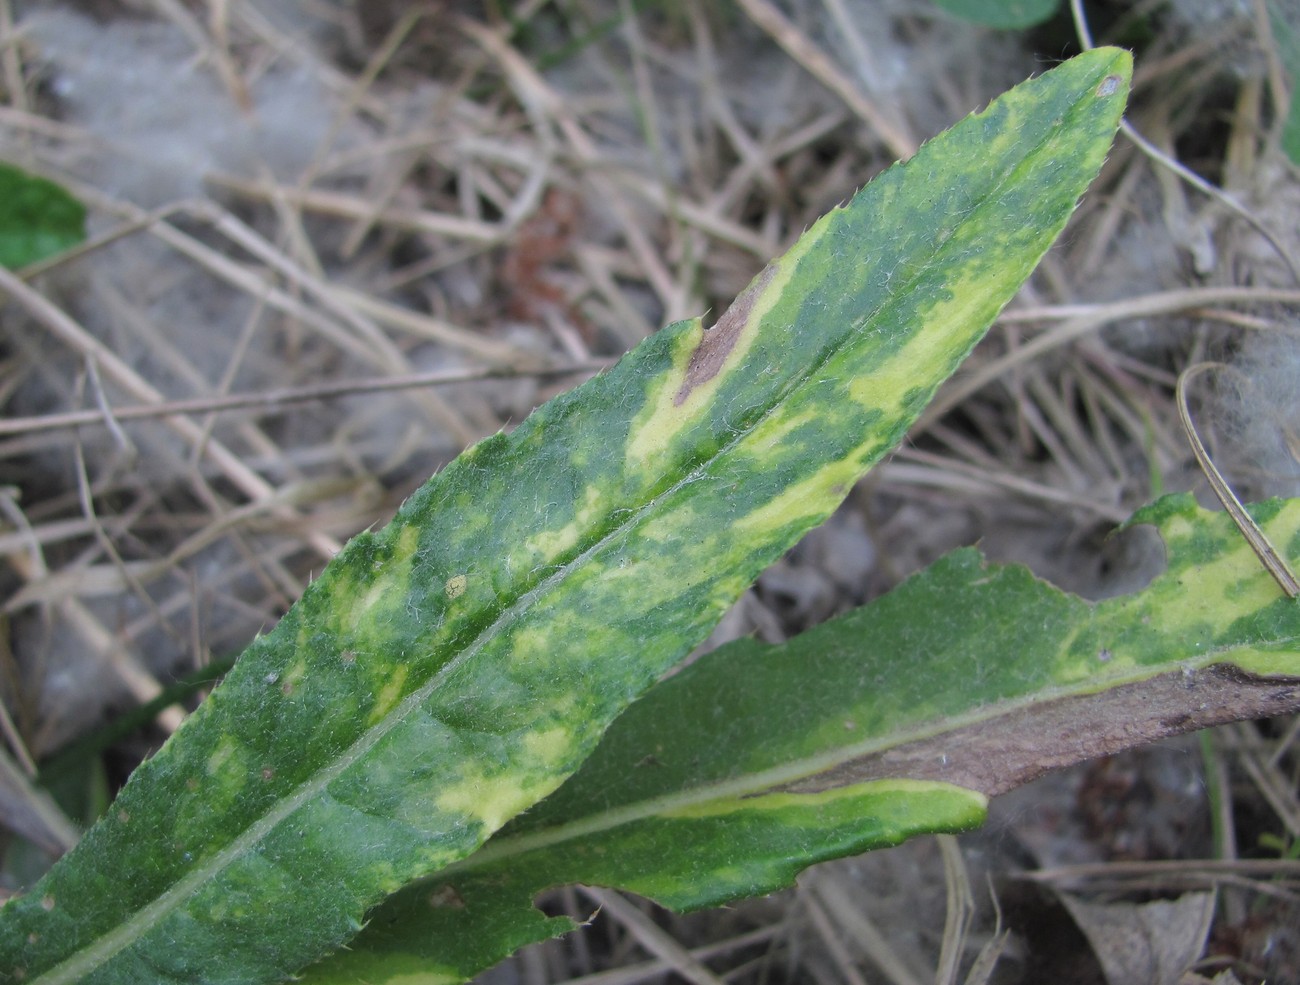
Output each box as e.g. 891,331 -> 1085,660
306,492 -> 1300,984
929,0 -> 1059,30
0,162 -> 85,269
0,48 -> 1130,985
1268,0 -> 1300,164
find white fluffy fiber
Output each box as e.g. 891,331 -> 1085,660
20,5 -> 340,207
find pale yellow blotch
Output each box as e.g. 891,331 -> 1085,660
368,664 -> 411,725
378,971 -> 462,985
358,525 -> 421,616
197,737 -> 251,817
1142,548 -> 1279,640
1160,513 -> 1197,544
844,267 -> 992,418
523,724 -> 573,767
739,405 -> 821,459
359,578 -> 389,616
733,457 -> 862,539
435,772 -> 554,835
280,659 -> 308,697
427,718 -> 574,835
508,622 -> 557,663
444,573 -> 467,599
206,735 -> 241,777
525,484 -> 603,559
1233,648 -> 1300,677
395,523 -> 421,559
663,780 -> 986,819
369,861 -> 405,895
623,316 -> 702,471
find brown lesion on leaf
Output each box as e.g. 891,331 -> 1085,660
779,664 -> 1300,799
674,264 -> 778,407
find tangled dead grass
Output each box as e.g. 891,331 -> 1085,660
1,1 -> 1299,981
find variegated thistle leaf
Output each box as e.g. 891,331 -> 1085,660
304,494 -> 1300,984
0,49 -> 1130,985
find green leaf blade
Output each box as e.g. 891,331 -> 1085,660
0,49 -> 1130,985
0,162 -> 85,269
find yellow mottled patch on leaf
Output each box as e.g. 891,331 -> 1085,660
434,773 -> 554,835
430,724 -> 580,835
523,725 -> 573,767
358,579 -> 389,618
206,735 -> 242,778
508,620 -> 565,666
184,736 -> 254,836
327,957 -> 461,985
358,526 -> 421,616
278,658 -> 309,698
733,457 -> 863,538
623,317 -> 704,470
525,484 -> 604,560
843,269 -> 993,417
741,406 -> 822,459
381,972 -> 461,985
662,780 -> 986,819
368,664 -> 411,725
395,524 -> 421,559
